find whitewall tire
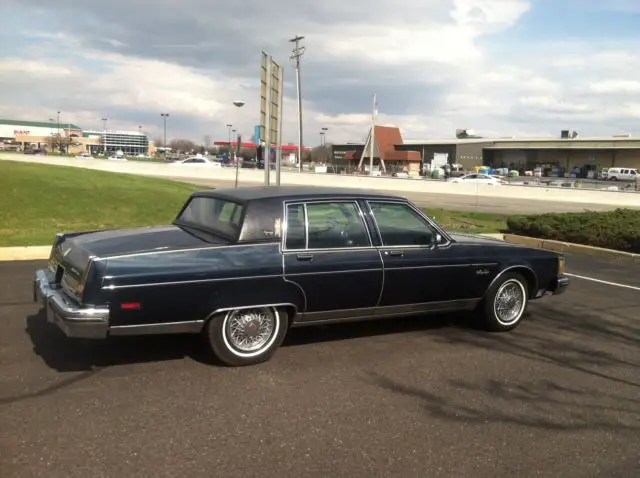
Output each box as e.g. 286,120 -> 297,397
206,306 -> 289,366
481,272 -> 529,332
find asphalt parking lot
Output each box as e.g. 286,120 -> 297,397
1,255 -> 639,477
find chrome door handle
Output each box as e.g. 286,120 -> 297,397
385,250 -> 404,257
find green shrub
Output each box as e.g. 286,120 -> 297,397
506,208 -> 640,253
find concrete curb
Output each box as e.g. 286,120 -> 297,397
0,246 -> 51,262
498,233 -> 640,263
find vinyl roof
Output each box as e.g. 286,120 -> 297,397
194,186 -> 404,202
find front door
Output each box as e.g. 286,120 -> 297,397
366,200 -> 475,316
282,200 -> 383,322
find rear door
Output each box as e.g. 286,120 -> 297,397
282,200 -> 383,322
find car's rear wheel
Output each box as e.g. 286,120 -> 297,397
480,272 -> 529,332
205,306 -> 288,366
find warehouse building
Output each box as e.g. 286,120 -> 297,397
332,128 -> 640,178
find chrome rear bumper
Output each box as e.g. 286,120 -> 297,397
33,269 -> 109,339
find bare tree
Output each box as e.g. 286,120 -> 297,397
169,138 -> 196,153
45,134 -> 72,153
309,144 -> 332,163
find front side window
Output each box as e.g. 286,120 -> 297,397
176,196 -> 243,238
284,202 -> 370,249
368,201 -> 439,247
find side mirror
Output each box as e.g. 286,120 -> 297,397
429,233 -> 442,249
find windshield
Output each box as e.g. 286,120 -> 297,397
175,196 -> 244,239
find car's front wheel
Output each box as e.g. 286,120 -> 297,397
480,272 -> 529,332
205,306 -> 288,366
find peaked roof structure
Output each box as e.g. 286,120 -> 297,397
356,125 -> 421,171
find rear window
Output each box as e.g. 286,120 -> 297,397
176,196 -> 244,238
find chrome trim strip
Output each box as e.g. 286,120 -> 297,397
285,268 -> 381,277
383,262 -> 497,272
354,201 -> 374,247
363,200 -> 382,244
103,260 -> 498,290
303,203 -> 309,249
208,302 -> 299,320
282,246 -> 376,254
365,199 -> 454,249
94,242 -> 276,261
293,298 -> 481,326
102,273 -> 282,290
109,320 -> 205,336
384,264 -> 469,271
282,199 -> 377,252
374,247 -> 385,308
483,264 -> 538,297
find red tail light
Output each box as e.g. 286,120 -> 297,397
121,302 -> 141,310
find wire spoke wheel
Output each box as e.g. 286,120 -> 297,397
493,279 -> 526,325
221,307 -> 281,359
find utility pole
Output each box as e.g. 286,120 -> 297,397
226,123 -> 232,157
369,94 -> 377,176
289,34 -> 305,172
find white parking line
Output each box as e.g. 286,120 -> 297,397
566,273 -> 640,291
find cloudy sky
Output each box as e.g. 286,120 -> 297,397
1,0 -> 639,145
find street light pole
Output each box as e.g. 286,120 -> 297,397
226,123 -> 232,158
289,35 -> 306,173
160,113 -> 169,153
101,117 -> 108,154
231,101 -> 245,188
56,111 -> 60,152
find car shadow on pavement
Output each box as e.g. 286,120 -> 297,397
367,302 -> 640,433
25,310 -> 211,373
283,312 -> 476,347
26,308 -> 480,372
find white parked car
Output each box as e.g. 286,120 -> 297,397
107,155 -> 127,161
172,157 -> 223,167
606,167 -> 637,181
448,173 -> 505,185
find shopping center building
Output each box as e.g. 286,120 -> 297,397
0,119 -> 151,155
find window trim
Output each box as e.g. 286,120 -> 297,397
282,199 -> 374,252
365,199 -> 452,249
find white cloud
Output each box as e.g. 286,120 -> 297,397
0,0 -> 639,145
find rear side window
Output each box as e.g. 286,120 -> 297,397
285,204 -> 306,249
284,202 -> 371,249
177,196 -> 243,238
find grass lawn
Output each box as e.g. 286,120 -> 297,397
0,161 -> 204,246
0,161 -> 507,246
423,208 -> 507,235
